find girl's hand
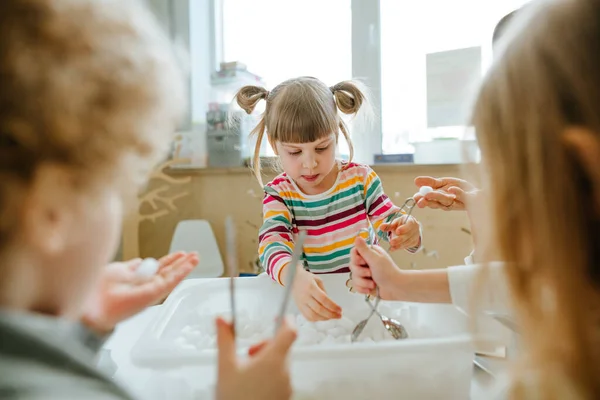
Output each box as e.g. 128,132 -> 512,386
349,238 -> 403,300
292,266 -> 342,321
380,216 -> 421,252
81,252 -> 199,334
216,317 -> 297,400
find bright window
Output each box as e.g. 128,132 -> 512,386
222,0 -> 352,88
222,0 -> 352,156
380,0 -> 531,154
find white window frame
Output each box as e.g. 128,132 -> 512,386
350,0 -> 383,163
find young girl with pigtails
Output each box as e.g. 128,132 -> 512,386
235,77 -> 423,322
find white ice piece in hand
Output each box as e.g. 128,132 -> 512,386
418,186 -> 433,196
136,257 -> 160,278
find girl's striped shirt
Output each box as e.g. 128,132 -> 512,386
258,162 -> 421,285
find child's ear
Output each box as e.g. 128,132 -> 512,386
22,164 -> 75,256
563,127 -> 600,214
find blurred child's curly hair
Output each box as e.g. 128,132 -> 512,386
0,0 -> 186,251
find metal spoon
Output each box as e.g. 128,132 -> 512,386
365,297 -> 409,340
351,292 -> 381,343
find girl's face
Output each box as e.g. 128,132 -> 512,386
275,133 -> 338,195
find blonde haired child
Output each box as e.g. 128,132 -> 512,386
0,1 -> 295,399
470,0 -> 600,396
236,76 -> 422,321
352,0 -> 600,397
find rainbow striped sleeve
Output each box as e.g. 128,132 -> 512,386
258,185 -> 294,285
258,163 -> 422,283
364,167 -> 421,253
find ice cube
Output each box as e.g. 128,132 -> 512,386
302,329 -> 319,343
249,333 -> 263,343
237,338 -> 254,348
327,327 -> 347,337
195,335 -> 214,349
136,258 -> 160,278
302,334 -> 320,346
418,186 -> 433,196
240,323 -> 254,337
300,325 -> 318,336
335,335 -> 350,344
181,325 -> 193,335
321,335 -> 337,346
205,336 -> 216,348
295,333 -> 312,345
314,320 -> 336,331
296,314 -> 308,326
181,331 -> 195,341
187,329 -> 202,339
337,317 -> 355,330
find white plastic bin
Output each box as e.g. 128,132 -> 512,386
132,274 -> 476,399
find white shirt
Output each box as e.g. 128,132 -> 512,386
448,261 -> 511,317
447,258 -> 514,356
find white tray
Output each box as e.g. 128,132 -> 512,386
132,274 -> 476,399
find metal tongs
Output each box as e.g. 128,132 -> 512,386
225,216 -> 238,341
274,230 -> 307,334
350,227 -> 409,342
385,197 -> 417,224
